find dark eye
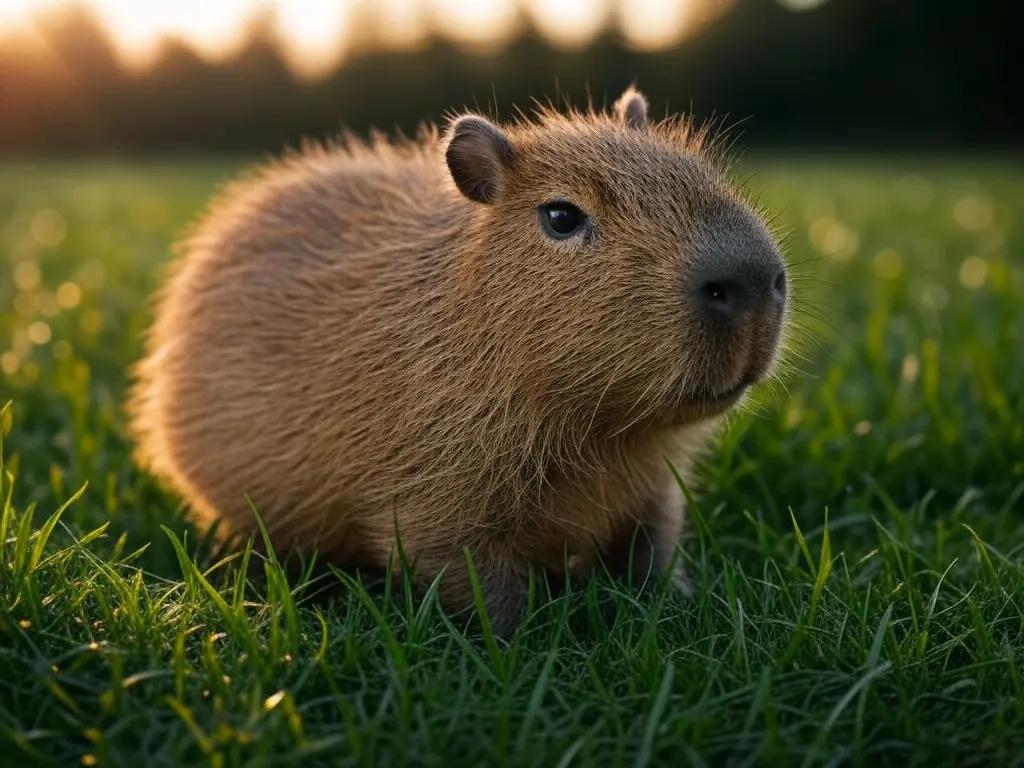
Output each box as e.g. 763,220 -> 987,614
539,201 -> 586,240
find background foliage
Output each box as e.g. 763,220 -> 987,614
0,0 -> 1019,155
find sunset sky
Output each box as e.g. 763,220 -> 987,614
0,0 -> 827,76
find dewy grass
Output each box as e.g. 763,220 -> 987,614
1,157 -> 1023,766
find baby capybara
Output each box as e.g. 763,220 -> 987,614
130,88 -> 787,632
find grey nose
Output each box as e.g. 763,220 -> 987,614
696,262 -> 786,321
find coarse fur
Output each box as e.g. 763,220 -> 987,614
129,88 -> 787,633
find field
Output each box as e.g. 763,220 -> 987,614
1,157 -> 1022,766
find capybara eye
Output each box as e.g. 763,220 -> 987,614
539,201 -> 586,239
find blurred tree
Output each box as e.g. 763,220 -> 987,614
0,0 -> 1018,154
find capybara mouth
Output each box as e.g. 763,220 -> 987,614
689,379 -> 749,410
681,371 -> 760,415
685,321 -> 783,415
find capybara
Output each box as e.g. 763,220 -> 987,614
130,87 -> 788,632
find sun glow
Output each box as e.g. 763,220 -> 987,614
525,0 -> 611,49
428,0 -> 519,47
0,0 -> 749,73
274,1 -> 352,75
618,0 -> 708,49
16,0 -> 255,63
373,0 -> 428,49
106,0 -> 257,60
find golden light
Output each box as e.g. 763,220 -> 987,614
428,0 -> 519,47
275,0 -> 352,76
373,0 -> 429,49
0,0 -> 38,27
525,0 -> 611,49
617,0 -> 700,49
0,0 -> 742,71
81,0 -> 253,66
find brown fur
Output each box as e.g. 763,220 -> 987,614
129,90 -> 786,632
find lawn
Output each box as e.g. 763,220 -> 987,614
1,156 -> 1022,766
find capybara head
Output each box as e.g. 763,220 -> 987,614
444,87 -> 787,431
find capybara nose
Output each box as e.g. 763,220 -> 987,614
695,261 -> 786,323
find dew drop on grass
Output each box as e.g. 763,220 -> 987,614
264,690 -> 286,711
959,256 -> 988,289
901,354 -> 920,384
13,260 -> 41,291
31,208 -> 67,247
57,281 -> 82,309
1,352 -> 19,376
38,292 -> 60,318
919,284 -> 949,311
785,404 -> 802,429
952,196 -> 994,232
13,293 -> 36,317
809,216 -> 858,260
873,248 -> 904,280
27,321 -> 52,345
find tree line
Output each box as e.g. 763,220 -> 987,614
0,0 -> 1017,154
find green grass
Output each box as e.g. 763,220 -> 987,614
1,156 -> 1023,766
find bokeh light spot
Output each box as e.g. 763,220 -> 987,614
38,292 -> 61,318
27,321 -> 53,345
31,208 -> 67,247
809,216 -> 857,260
57,281 -> 83,309
0,352 -> 19,376
14,261 -> 42,291
618,0 -> 704,49
13,293 -> 36,317
900,354 -> 920,384
526,0 -> 610,49
958,256 -> 988,289
430,0 -> 519,46
952,196 -> 994,233
873,248 -> 903,281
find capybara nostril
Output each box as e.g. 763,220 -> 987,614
773,268 -> 787,304
693,235 -> 787,326
698,278 -> 748,319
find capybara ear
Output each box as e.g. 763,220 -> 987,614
445,114 -> 514,204
614,85 -> 649,129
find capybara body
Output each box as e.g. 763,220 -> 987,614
131,88 -> 787,631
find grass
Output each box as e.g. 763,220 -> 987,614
1,156 -> 1023,766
